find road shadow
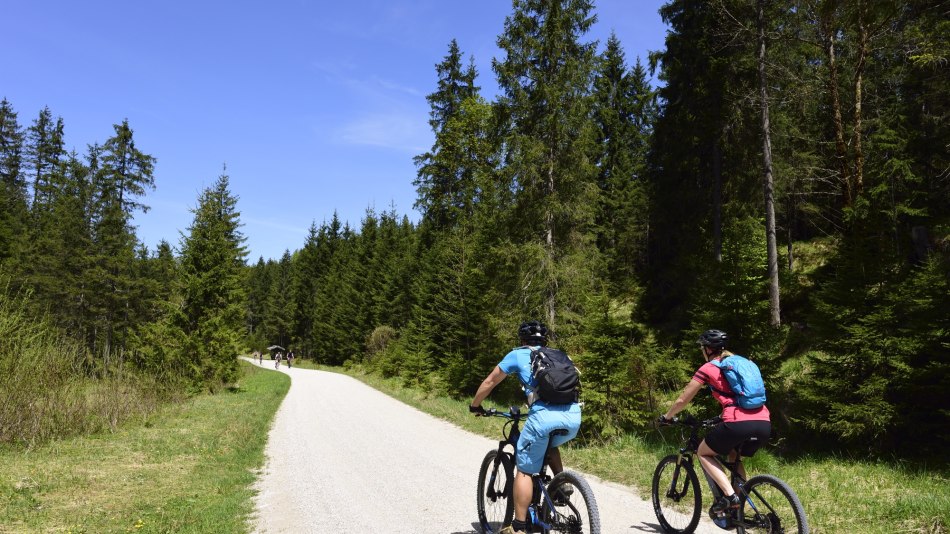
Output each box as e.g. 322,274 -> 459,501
448,520 -> 665,533
629,521 -> 666,532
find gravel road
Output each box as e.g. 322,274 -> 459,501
245,358 -> 720,534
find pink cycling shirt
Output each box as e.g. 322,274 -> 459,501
692,359 -> 770,423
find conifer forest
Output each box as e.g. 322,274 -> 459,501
1,0 -> 947,457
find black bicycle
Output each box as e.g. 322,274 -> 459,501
476,407 -> 601,534
651,415 -> 808,533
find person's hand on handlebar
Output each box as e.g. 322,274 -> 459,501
657,414 -> 673,426
469,404 -> 487,416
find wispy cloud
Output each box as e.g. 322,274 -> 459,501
311,59 -> 424,101
338,113 -> 431,153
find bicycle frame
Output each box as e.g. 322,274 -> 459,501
663,416 -> 795,533
483,408 -> 574,532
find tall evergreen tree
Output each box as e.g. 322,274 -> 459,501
24,107 -> 65,215
414,39 -> 481,230
591,35 -> 655,293
493,0 -> 600,331
177,172 -> 248,390
643,0 -> 761,332
263,250 -> 294,350
0,99 -> 27,265
88,121 -> 156,366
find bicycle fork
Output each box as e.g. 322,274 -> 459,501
487,445 -> 512,502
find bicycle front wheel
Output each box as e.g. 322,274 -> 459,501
651,454 -> 702,534
540,469 -> 601,534
740,474 -> 808,534
477,449 -> 514,533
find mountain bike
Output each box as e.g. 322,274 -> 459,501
652,415 -> 808,533
476,407 -> 601,534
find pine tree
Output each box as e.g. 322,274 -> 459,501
642,0 -> 761,331
0,99 -> 27,266
245,256 -> 271,350
493,0 -> 600,331
177,171 -> 248,390
262,250 -> 294,350
24,107 -> 65,216
289,224 -> 321,356
414,39 -> 481,230
88,121 -> 156,367
591,35 -> 655,293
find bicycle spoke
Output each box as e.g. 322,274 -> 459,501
651,455 -> 701,534
740,475 -> 809,534
541,470 -> 600,534
477,450 -> 514,533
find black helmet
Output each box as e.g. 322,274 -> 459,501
518,320 -> 548,343
697,329 -> 728,350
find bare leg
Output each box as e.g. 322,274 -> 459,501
546,448 -> 564,474
697,440 -> 734,497
512,470 -> 532,524
729,451 -> 747,493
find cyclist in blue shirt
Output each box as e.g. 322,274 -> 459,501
470,321 -> 582,534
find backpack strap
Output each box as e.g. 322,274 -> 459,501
707,359 -> 737,405
520,346 -> 541,390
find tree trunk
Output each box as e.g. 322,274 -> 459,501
820,11 -> 853,207
712,138 -> 723,263
546,156 -> 556,329
852,1 -> 868,201
759,0 -> 781,327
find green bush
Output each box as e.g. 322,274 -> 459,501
0,289 -> 177,446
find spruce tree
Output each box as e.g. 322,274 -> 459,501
0,99 -> 27,266
591,35 -> 654,293
493,0 -> 600,331
24,107 -> 65,216
88,121 -> 156,367
262,250 -> 294,350
177,172 -> 248,390
414,39 -> 481,230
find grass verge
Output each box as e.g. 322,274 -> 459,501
334,363 -> 949,534
0,361 -> 289,533
3,357 -> 945,533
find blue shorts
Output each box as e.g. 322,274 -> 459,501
515,403 -> 581,474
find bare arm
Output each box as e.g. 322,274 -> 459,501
471,366 -> 508,407
664,379 -> 703,419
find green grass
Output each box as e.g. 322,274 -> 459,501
0,361 -> 289,533
336,364 -> 950,534
2,358 -> 946,533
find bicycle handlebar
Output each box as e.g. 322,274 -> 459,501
661,415 -> 723,428
478,407 -> 526,420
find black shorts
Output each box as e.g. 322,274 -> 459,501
704,420 -> 771,457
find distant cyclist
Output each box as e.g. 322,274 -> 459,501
659,329 -> 772,516
287,350 -> 295,368
470,321 -> 582,534
274,351 -> 282,370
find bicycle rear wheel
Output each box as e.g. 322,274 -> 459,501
477,449 -> 514,533
540,469 -> 601,534
651,454 -> 702,534
740,474 -> 809,534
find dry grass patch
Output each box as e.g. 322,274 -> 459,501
0,362 -> 289,533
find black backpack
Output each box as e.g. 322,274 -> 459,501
529,348 -> 580,405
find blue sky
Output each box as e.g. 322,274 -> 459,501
6,1 -> 669,262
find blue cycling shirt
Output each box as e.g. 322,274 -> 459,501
498,345 -> 540,397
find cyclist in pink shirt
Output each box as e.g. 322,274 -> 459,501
659,330 -> 771,514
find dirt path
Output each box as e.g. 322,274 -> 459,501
245,358 -> 720,533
